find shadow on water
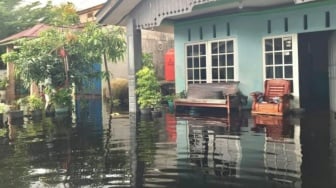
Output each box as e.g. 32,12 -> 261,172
1,100 -> 336,188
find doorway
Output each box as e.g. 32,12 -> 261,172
298,31 -> 331,112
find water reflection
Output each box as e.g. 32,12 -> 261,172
253,115 -> 302,186
0,103 -> 336,187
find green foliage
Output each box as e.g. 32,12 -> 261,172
0,1 -> 79,42
1,23 -> 126,91
0,102 -> 9,113
44,2 -> 80,26
27,95 -> 44,111
142,53 -> 154,68
0,76 -> 8,89
136,54 -> 162,109
50,88 -> 72,107
163,93 -> 178,102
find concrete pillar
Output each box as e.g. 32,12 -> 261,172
126,19 -> 142,113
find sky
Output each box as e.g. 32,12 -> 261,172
22,0 -> 107,11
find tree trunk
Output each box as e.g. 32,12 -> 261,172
103,53 -> 113,114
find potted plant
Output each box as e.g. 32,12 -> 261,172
150,93 -> 163,117
7,100 -> 24,123
27,95 -> 45,117
164,93 -> 177,112
136,54 -> 162,115
50,88 -> 72,114
17,96 -> 29,116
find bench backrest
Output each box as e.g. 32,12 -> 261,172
186,82 -> 240,99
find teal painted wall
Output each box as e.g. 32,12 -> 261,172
174,1 -> 336,106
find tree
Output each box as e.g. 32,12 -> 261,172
0,1 -> 79,41
1,22 -> 126,104
0,0 -> 80,65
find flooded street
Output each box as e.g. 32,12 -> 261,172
0,104 -> 336,188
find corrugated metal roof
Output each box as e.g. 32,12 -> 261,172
0,23 -> 51,45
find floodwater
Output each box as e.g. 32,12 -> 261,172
0,102 -> 336,188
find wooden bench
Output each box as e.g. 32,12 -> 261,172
174,82 -> 244,114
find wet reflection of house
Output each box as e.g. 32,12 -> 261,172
180,115 -> 244,178
253,115 -> 302,185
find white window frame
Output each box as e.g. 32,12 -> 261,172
262,34 -> 300,108
185,38 -> 238,84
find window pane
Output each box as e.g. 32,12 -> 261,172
200,57 -> 206,67
200,44 -> 206,55
187,69 -> 193,80
194,57 -> 199,68
274,52 -> 283,65
187,58 -> 193,68
219,55 -> 225,66
211,42 -> 218,54
274,38 -> 282,51
187,46 -> 192,56
284,51 -> 292,64
212,55 -> 218,66
212,68 -> 218,79
227,40 -> 233,53
227,68 -> 234,79
201,69 -> 206,79
219,68 -> 226,79
227,54 -> 234,66
219,42 -> 225,53
265,53 -> 273,65
285,66 -> 293,78
193,45 -> 199,56
194,69 -> 199,79
275,66 -> 283,78
283,37 -> 292,50
266,67 -> 273,78
265,39 -> 273,51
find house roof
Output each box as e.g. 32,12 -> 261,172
96,0 -> 141,26
0,23 -> 51,45
96,0 -> 318,32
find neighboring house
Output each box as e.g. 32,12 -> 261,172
96,0 -> 336,114
77,4 -> 104,23
0,24 -> 51,103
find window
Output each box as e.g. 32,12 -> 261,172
186,43 -> 207,83
263,35 -> 295,91
186,39 -> 236,84
211,40 -> 235,83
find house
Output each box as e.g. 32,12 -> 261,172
77,3 -> 105,23
0,24 -> 51,103
96,0 -> 336,114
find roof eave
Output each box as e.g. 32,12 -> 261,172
96,0 -> 142,26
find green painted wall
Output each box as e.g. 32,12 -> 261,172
174,1 -> 336,107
